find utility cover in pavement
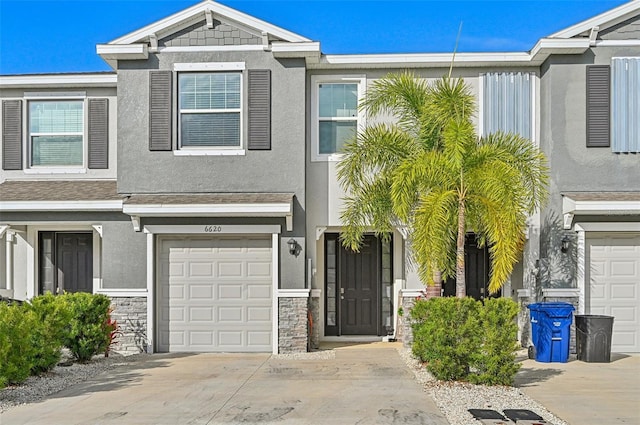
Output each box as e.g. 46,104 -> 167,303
468,409 -> 513,424
502,409 -> 546,423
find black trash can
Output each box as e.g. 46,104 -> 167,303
575,315 -> 614,363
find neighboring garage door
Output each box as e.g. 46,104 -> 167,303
157,235 -> 272,352
587,233 -> 640,352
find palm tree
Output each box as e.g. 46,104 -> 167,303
337,72 -> 548,297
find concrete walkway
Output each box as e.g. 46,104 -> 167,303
0,342 -> 448,425
515,353 -> 640,425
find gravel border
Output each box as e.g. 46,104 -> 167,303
398,347 -> 569,425
0,351 -> 148,414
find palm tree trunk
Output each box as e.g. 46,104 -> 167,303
456,199 -> 466,298
425,269 -> 442,298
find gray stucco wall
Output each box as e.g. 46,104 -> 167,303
102,220 -> 147,289
539,45 -> 640,288
116,50 -> 307,290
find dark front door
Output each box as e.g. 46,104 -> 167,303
39,232 -> 93,294
444,234 -> 493,300
339,235 -> 379,335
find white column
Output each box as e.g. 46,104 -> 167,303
146,232 -> 155,353
6,231 -> 14,291
271,233 -> 279,355
575,225 -> 586,315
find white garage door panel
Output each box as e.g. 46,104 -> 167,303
157,235 -> 272,353
587,234 -> 640,353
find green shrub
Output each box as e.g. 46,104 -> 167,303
25,293 -> 72,374
0,303 -> 37,388
62,293 -> 115,362
468,297 -> 521,386
410,296 -> 521,385
411,297 -> 481,381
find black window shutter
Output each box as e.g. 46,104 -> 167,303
248,69 -> 271,150
149,71 -> 173,151
2,100 -> 23,170
586,65 -> 610,147
88,98 -> 109,169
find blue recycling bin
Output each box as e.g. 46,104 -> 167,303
534,302 -> 575,363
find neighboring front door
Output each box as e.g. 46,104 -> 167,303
443,234 -> 492,300
39,232 -> 93,294
324,234 -> 384,336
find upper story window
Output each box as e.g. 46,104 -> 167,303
178,72 -> 242,148
29,100 -> 84,167
587,58 -> 640,153
311,75 -> 366,161
481,72 -> 534,141
1,93 -> 109,172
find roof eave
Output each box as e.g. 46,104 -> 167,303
0,73 -> 118,88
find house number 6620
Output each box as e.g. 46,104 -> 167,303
204,225 -> 222,233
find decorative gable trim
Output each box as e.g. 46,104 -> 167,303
107,0 -> 309,46
549,1 -> 640,39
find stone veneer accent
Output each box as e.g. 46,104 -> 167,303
399,296 -> 421,348
108,296 -> 148,354
309,294 -> 320,350
278,297 -> 308,353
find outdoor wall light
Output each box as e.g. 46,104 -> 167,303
287,238 -> 297,255
561,235 -> 570,253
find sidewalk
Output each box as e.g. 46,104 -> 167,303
515,353 -> 640,425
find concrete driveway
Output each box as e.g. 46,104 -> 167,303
515,353 -> 640,425
0,342 -> 447,425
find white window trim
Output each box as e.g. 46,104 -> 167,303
173,62 -> 245,71
25,96 -> 88,171
311,75 -> 366,162
177,70 -> 244,154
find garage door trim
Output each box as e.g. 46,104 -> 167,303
145,226 -> 280,355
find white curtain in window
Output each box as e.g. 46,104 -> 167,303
611,58 -> 640,153
482,72 -> 532,140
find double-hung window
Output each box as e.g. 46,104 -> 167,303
178,72 -> 242,149
312,76 -> 365,161
29,100 -> 84,167
481,72 -> 534,140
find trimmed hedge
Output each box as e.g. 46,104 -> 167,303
0,293 -> 116,389
410,296 -> 521,386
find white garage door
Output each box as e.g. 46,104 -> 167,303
587,233 -> 640,352
157,235 -> 272,352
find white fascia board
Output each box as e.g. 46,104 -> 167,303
0,201 -> 123,211
0,74 -> 117,88
122,203 -> 292,217
572,200 -> 640,215
108,1 -> 309,45
96,44 -> 148,60
548,2 -> 640,39
564,195 -> 640,215
530,37 -> 590,57
271,42 -> 321,59
315,52 -> 534,69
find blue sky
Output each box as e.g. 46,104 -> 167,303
0,0 -> 629,74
